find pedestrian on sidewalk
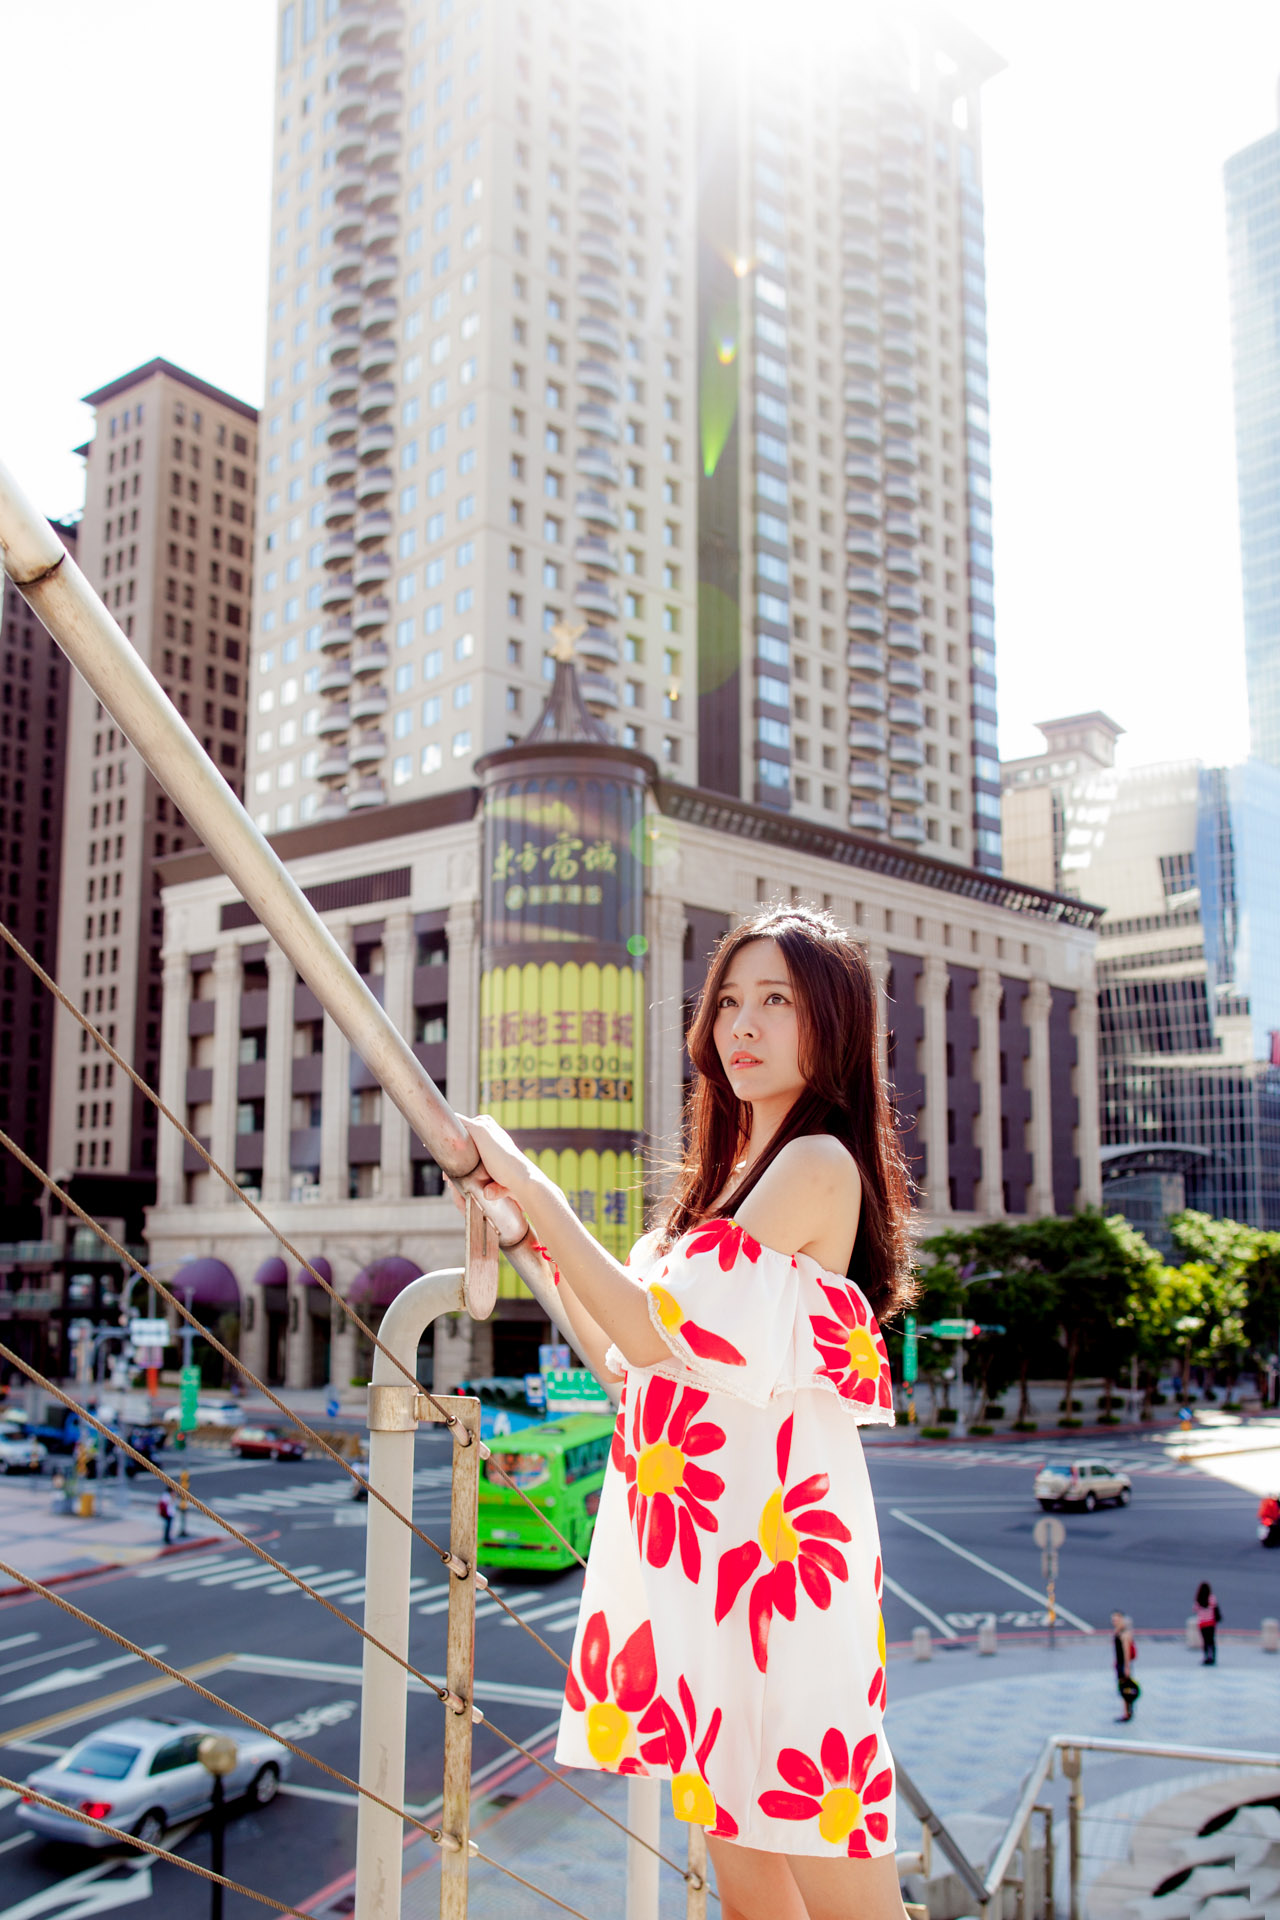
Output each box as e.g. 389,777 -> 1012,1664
157,1489 -> 174,1546
1194,1581 -> 1220,1663
459,907 -> 913,1920
1112,1610 -> 1139,1721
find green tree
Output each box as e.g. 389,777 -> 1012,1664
1168,1211 -> 1280,1382
1017,1209 -> 1159,1419
915,1221 -> 1059,1423
1123,1256 -> 1247,1400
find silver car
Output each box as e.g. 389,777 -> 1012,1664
1034,1456 -> 1131,1512
0,1429 -> 46,1474
16,1714 -> 289,1848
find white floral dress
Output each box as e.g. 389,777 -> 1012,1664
555,1215 -> 897,1858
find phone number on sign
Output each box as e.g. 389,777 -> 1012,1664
482,1075 -> 635,1103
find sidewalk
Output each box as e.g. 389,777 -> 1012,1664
300,1632 -> 1280,1920
0,1472 -> 224,1591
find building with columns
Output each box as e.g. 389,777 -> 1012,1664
146,659 -> 1099,1393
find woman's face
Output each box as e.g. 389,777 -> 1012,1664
712,937 -> 805,1112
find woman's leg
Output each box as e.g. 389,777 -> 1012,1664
1200,1624 -> 1212,1663
706,1836 -> 907,1920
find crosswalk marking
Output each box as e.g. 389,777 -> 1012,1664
866,1442 -> 1200,1476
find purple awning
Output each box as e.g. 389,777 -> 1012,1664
170,1258 -> 240,1311
296,1255 -> 333,1290
253,1256 -> 288,1291
347,1256 -> 422,1310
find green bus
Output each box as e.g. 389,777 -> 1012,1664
477,1412 -> 616,1571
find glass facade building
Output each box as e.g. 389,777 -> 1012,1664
1225,118 -> 1280,766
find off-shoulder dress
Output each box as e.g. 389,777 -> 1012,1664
554,1215 -> 897,1858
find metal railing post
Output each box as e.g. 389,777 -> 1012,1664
685,1823 -> 708,1920
1039,1803 -> 1054,1920
1061,1747 -> 1082,1920
625,1778 -> 661,1920
355,1265 -> 465,1920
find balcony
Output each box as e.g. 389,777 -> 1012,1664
324,407 -> 360,444
579,104 -> 621,146
576,358 -> 622,400
888,733 -> 925,767
576,625 -> 619,665
577,271 -> 622,313
843,414 -> 881,451
881,258 -> 916,295
361,295 -> 398,332
890,811 -> 926,843
579,187 -> 622,230
367,53 -> 401,91
842,340 -> 879,376
355,463 -> 394,503
332,206 -> 364,249
842,267 -> 878,300
847,760 -> 888,793
843,378 -> 878,410
352,641 -> 390,675
323,488 -> 357,528
330,246 -> 365,283
361,255 -> 398,295
849,801 -> 889,833
846,640 -> 885,672
573,534 -> 619,572
841,161 -> 876,193
355,508 -> 393,546
351,682 -> 389,721
330,283 -> 363,327
578,230 -> 623,272
348,730 -> 388,767
841,231 -> 877,268
352,595 -> 391,633
366,90 -> 405,128
333,126 -> 367,169
845,566 -> 882,598
324,533 -> 357,570
845,604 -> 885,637
844,490 -> 881,525
886,584 -> 922,617
889,697 -> 925,729
320,615 -> 354,653
845,529 -> 883,563
848,720 -> 887,753
579,145 -> 623,189
883,403 -> 917,436
847,681 -> 887,715
890,774 -> 927,805
888,656 -> 924,691
887,620 -> 921,654
365,128 -> 403,172
325,366 -> 360,411
359,335 -> 396,377
575,488 -> 619,529
357,422 -> 395,461
347,779 -> 388,810
365,214 -> 400,249
576,445 -> 621,486
321,572 -> 355,612
842,453 -> 882,488
317,705 -> 351,738
577,313 -> 622,356
580,670 -> 619,709
883,436 -> 918,473
358,379 -> 396,417
335,79 -> 369,122
315,747 -> 350,781
884,471 -> 920,509
885,547 -> 921,579
353,550 -> 392,591
881,327 -> 915,363
318,661 -> 353,696
327,325 -> 363,364
881,297 -> 916,334
574,579 -> 620,619
576,401 -> 620,441
885,510 -> 920,541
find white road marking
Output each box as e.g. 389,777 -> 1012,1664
0,1833 -> 32,1858
889,1509 -> 1094,1632
0,1635 -> 40,1657
0,1850 -> 153,1919
496,1598 -> 581,1628
0,1641 -> 97,1681
0,1645 -> 168,1706
279,1781 -> 358,1805
881,1571 -> 958,1638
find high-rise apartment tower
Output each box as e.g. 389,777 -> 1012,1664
1226,100 -> 1280,767
48,360 -> 258,1230
250,0 -> 1003,869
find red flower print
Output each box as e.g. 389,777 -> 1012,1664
809,1281 -> 893,1409
758,1728 -> 894,1856
564,1611 -> 668,1774
867,1554 -> 887,1713
684,1216 -> 763,1272
714,1414 -> 852,1671
625,1377 -> 726,1581
660,1674 -> 739,1838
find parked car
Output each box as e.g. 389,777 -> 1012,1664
161,1399 -> 242,1430
478,1413 -> 615,1570
0,1408 -> 80,1455
15,1714 -> 290,1849
231,1424 -> 306,1462
0,1430 -> 46,1475
1034,1456 -> 1131,1511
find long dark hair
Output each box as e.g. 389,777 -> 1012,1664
658,905 -> 916,1321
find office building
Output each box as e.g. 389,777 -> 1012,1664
146,653 -> 1098,1393
1002,721 -> 1280,1239
249,0 -> 1003,868
0,523 -> 74,1237
1226,105 -> 1280,766
46,360 -> 258,1246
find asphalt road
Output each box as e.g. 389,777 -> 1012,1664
0,1430 -> 1273,1917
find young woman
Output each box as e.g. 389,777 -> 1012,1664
1194,1581 -> 1219,1664
1111,1611 -> 1139,1721
458,905 -> 915,1920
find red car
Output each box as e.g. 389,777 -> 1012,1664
231,1424 -> 306,1462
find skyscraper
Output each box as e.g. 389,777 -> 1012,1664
1226,105 -> 1280,766
47,360 -> 258,1234
250,0 -> 1003,868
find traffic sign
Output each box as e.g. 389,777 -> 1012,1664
929,1319 -> 980,1340
543,1367 -> 611,1413
128,1318 -> 170,1348
179,1364 -> 202,1433
1033,1515 -> 1066,1550
902,1314 -> 918,1384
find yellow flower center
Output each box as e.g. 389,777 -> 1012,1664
758,1486 -> 800,1565
846,1325 -> 880,1381
585,1701 -> 633,1766
877,1610 -> 887,1667
650,1284 -> 685,1332
818,1786 -> 862,1844
636,1440 -> 686,1498
671,1772 -> 718,1826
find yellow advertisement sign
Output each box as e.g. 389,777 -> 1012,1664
497,1145 -> 646,1298
478,960 -> 645,1133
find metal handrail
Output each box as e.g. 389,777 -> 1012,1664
898,1732 -> 1280,1920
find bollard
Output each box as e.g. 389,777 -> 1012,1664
1185,1614 -> 1200,1651
1262,1617 -> 1280,1653
977,1618 -> 997,1656
912,1625 -> 932,1661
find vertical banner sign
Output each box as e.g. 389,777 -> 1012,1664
902,1314 -> 918,1384
477,748 -> 650,1291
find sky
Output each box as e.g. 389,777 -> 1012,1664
2,1 -> 1279,771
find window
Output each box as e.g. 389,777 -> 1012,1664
451,729 -> 472,757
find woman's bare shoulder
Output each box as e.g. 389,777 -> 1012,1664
736,1135 -> 861,1262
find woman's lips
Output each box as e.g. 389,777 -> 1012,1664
730,1054 -> 762,1067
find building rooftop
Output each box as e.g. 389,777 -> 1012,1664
80,357 -> 257,422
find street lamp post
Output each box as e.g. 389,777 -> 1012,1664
197,1733 -> 237,1920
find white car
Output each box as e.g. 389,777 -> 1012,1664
1035,1457 -> 1131,1511
160,1399 -> 242,1429
0,1431 -> 46,1474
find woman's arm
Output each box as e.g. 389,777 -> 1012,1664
461,1115 -> 671,1369
521,1239 -> 625,1384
